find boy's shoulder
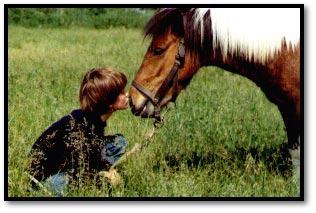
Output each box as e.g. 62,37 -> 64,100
36,109 -> 83,139
49,109 -> 80,130
69,109 -> 83,120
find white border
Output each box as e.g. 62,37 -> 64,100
2,0 -> 315,212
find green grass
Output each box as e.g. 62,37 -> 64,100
8,8 -> 155,29
8,25 -> 300,198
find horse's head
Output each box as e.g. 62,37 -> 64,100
129,9 -> 201,120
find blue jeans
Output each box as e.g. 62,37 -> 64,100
44,134 -> 127,196
44,172 -> 70,196
101,133 -> 128,165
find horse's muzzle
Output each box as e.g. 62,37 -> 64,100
129,97 -> 161,120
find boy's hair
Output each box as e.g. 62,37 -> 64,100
79,67 -> 127,115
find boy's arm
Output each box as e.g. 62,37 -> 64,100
28,130 -> 67,182
28,116 -> 70,182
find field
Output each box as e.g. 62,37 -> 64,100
8,25 -> 300,198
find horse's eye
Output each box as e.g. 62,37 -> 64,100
153,48 -> 164,56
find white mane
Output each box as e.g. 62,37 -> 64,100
194,8 -> 300,63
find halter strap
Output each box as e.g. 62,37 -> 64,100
132,80 -> 158,105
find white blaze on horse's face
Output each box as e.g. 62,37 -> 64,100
129,28 -> 183,118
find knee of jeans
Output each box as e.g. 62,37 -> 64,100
101,134 -> 128,165
113,134 -> 128,148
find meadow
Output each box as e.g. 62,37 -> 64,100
8,25 -> 300,198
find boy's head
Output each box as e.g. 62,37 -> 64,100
79,67 -> 127,116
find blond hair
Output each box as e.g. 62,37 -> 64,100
79,67 -> 127,115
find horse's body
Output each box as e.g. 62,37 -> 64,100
129,8 -> 301,177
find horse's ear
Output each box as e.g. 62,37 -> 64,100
178,8 -> 191,16
171,12 -> 185,37
173,8 -> 190,36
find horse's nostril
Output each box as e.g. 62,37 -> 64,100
129,97 -> 134,108
129,98 -> 138,115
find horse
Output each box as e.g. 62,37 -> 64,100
129,8 -> 301,178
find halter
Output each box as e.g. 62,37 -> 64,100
132,38 -> 185,121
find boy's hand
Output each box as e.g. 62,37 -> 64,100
99,169 -> 121,186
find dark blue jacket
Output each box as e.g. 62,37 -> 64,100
28,109 -> 116,183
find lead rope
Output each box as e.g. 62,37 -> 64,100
99,104 -> 175,186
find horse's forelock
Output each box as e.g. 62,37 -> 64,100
144,8 -> 212,48
144,8 -> 184,40
143,8 -> 213,65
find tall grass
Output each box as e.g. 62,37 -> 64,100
8,25 -> 300,198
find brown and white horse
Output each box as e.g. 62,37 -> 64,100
129,8 -> 301,177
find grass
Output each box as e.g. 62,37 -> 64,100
8,8 -> 155,29
7,25 -> 300,198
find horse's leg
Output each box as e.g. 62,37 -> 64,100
278,103 -> 300,179
289,138 -> 300,179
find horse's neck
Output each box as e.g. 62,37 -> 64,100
207,52 -> 267,87
204,44 -> 299,109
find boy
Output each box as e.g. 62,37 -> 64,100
27,67 -> 129,196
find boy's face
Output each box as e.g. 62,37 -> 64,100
112,88 -> 129,111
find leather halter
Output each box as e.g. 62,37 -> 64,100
132,38 -> 185,121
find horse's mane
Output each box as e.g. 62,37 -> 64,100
145,8 -> 300,64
